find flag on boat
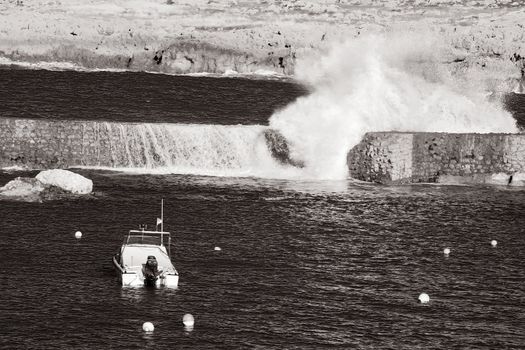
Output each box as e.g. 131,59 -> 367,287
157,218 -> 163,226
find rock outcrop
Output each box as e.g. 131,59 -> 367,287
0,0 -> 524,83
0,177 -> 48,202
35,169 -> 93,195
0,170 -> 93,202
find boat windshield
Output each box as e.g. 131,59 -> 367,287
124,230 -> 171,247
127,235 -> 162,245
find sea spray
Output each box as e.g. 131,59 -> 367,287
269,32 -> 519,179
88,123 -> 302,178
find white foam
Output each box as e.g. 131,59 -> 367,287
0,57 -> 85,71
1,165 -> 28,172
0,56 -> 288,82
269,32 -> 519,180
4,31 -> 519,181
80,123 -> 302,179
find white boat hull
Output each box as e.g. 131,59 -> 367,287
113,248 -> 179,288
120,271 -> 179,288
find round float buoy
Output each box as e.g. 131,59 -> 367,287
491,240 -> 497,247
142,322 -> 154,332
443,248 -> 450,256
418,293 -> 430,304
75,231 -> 82,239
183,314 -> 195,327
214,246 -> 221,251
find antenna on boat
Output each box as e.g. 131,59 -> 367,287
156,198 -> 165,232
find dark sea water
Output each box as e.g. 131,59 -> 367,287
0,68 -> 307,125
0,69 -> 524,349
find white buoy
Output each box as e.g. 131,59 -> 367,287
214,246 -> 221,251
491,240 -> 497,247
183,314 -> 195,327
75,231 -> 82,239
418,293 -> 430,304
443,248 -> 450,256
142,322 -> 154,332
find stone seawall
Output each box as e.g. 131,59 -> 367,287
0,117 -> 261,171
0,118 -> 167,169
1,118 -> 110,169
347,132 -> 525,185
2,118 -> 524,186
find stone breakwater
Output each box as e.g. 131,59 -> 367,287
1,117 -> 524,185
0,118 -> 144,169
0,117 -> 263,171
347,132 -> 525,185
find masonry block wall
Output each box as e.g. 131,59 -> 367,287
347,132 -> 525,185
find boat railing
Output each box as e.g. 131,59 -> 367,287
124,230 -> 172,256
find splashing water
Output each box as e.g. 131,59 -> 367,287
269,32 -> 519,179
81,123 -> 302,178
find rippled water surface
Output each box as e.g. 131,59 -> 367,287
0,68 -> 307,125
0,70 -> 524,349
1,171 -> 524,349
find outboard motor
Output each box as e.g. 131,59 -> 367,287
142,255 -> 160,286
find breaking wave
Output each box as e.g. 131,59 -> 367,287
269,32 -> 519,179
78,123 -> 301,178
16,32 -> 519,180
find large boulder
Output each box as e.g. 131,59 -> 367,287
263,129 -> 304,168
0,170 -> 93,202
35,169 -> 93,194
0,177 -> 47,202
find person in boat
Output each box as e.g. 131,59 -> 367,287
142,255 -> 162,285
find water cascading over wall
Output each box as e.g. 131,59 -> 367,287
0,117 -> 285,177
1,117 -> 524,184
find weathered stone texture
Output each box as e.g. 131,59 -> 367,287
2,118 -> 524,186
347,133 -> 414,184
348,132 -> 525,185
0,118 -> 121,168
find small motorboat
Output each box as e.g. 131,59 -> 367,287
112,201 -> 179,287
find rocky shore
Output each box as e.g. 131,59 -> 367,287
1,0 -> 524,86
0,169 -> 93,202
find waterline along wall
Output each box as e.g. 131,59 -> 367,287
1,118 -> 524,185
347,132 -> 525,185
0,117 -> 268,174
